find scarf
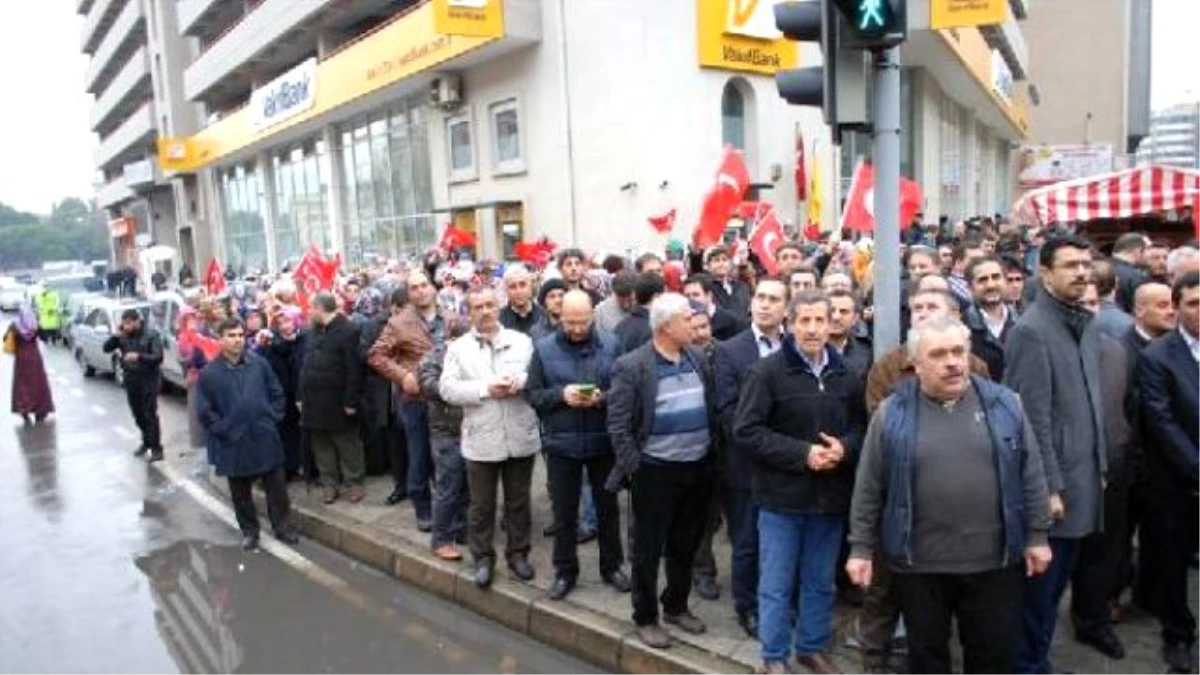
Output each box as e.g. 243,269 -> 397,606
16,302 -> 38,339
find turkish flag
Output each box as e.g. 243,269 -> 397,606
440,225 -> 477,251
204,259 -> 226,296
693,146 -> 751,248
513,238 -> 558,267
841,161 -> 925,233
735,201 -> 770,221
180,328 -> 220,361
647,208 -> 676,234
293,245 -> 340,311
749,208 -> 786,275
795,129 -> 807,202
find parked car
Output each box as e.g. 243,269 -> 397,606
63,292 -> 103,351
0,278 -> 27,312
71,297 -> 151,386
148,290 -> 192,391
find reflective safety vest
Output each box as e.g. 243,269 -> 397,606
35,289 -> 62,330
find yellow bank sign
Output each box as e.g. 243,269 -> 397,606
432,0 -> 503,38
930,0 -> 1009,30
697,0 -> 798,75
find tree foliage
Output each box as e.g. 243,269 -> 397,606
0,198 -> 109,270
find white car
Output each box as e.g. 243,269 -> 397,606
148,290 -> 194,391
71,297 -> 152,386
0,279 -> 26,312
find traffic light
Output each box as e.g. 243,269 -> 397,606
836,0 -> 906,49
773,0 -> 869,142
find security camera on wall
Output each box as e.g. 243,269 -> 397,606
430,73 -> 464,112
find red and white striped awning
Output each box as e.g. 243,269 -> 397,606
1012,165 -> 1200,226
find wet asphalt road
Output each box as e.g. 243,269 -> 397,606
0,322 -> 599,674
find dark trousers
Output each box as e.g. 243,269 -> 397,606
386,418 -> 409,489
465,455 -> 534,565
431,434 -> 468,549
692,486 -> 723,580
400,401 -> 433,520
1127,479 -> 1160,611
1017,537 -> 1081,674
547,453 -> 622,580
895,566 -> 1023,674
723,489 -> 759,616
630,460 -> 713,626
859,551 -> 903,669
228,467 -> 292,537
1071,475 -> 1129,638
126,383 -> 161,451
1141,482 -> 1199,645
309,428 -> 365,488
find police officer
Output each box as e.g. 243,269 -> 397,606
104,309 -> 165,462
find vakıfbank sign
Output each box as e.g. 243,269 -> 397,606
697,0 -> 798,75
250,58 -> 317,132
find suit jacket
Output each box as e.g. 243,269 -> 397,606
714,328 -> 772,491
710,307 -> 746,342
711,278 -> 752,317
1136,329 -> 1199,494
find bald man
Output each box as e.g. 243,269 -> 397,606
369,270 -> 468,528
525,290 -> 630,600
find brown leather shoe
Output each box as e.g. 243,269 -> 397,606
635,623 -> 672,649
795,653 -> 841,674
663,610 -> 707,635
756,661 -> 789,675
321,487 -> 338,504
345,485 -> 365,503
433,545 -> 462,561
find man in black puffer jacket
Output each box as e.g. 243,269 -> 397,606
104,308 -> 165,461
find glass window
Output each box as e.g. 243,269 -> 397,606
721,81 -> 745,150
490,99 -> 522,170
447,114 -> 475,180
939,96 -> 964,221
220,162 -> 267,275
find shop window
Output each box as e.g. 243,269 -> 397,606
447,113 -> 476,182
489,98 -> 524,174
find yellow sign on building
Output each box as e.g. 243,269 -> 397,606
696,0 -> 798,75
937,27 -> 1030,137
930,0 -> 1009,30
432,0 -> 504,38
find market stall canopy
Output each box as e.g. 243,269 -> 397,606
1013,165 -> 1199,226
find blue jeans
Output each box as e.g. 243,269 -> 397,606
1016,537 -> 1081,673
724,489 -> 759,617
580,468 -> 597,532
758,510 -> 843,663
400,401 -> 433,521
430,434 -> 467,548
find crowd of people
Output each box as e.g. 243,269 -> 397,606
7,216 -> 1200,674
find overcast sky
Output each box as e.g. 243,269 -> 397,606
0,0 -> 1194,215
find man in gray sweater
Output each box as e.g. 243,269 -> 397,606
847,316 -> 1052,674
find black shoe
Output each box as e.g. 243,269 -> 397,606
737,611 -> 759,640
148,450 -> 164,463
576,527 -> 597,544
693,575 -> 721,600
602,569 -> 631,593
474,561 -> 494,589
1076,628 -> 1126,659
548,577 -> 575,601
1163,640 -> 1196,673
132,445 -> 148,457
276,531 -> 300,545
386,486 -> 408,505
241,533 -> 260,551
508,556 -> 535,582
416,518 -> 433,533
543,522 -> 561,537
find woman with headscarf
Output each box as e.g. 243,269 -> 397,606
262,306 -> 307,481
176,305 -> 213,450
6,302 -> 54,424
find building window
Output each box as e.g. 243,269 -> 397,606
271,140 -> 330,267
721,81 -> 746,150
489,98 -> 523,174
219,163 -> 267,275
939,95 -> 964,221
447,113 -> 476,182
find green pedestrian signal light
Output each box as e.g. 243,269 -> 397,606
856,0 -> 889,32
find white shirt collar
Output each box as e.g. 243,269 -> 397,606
1181,326 -> 1200,362
752,324 -> 782,355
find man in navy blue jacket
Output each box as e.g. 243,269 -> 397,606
197,317 -> 299,551
1136,271 -> 1199,673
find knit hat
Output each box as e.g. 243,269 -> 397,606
538,278 -> 568,305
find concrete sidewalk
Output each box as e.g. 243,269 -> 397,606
199,455 -> 1195,674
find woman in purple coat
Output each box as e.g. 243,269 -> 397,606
6,302 -> 55,423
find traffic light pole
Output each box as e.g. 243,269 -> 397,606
871,46 -> 902,359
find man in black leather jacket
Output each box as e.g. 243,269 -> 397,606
103,308 -> 165,461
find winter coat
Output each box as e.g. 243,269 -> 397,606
102,324 -> 164,389
733,337 -> 868,516
298,314 -> 363,431
1136,329 -> 1199,497
367,306 -> 466,401
1003,287 -> 1107,539
525,327 -> 621,459
418,340 -> 463,437
964,303 -> 1017,381
196,352 -> 286,478
438,328 -> 541,462
357,315 -> 395,430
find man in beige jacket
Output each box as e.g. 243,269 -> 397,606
440,287 -> 541,589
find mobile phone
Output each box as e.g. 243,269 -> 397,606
577,384 -> 596,397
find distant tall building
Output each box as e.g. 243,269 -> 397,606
1137,103 -> 1200,169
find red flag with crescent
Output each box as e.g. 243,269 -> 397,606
748,208 -> 786,275
693,146 -> 751,248
204,259 -> 226,296
293,245 -> 340,311
647,208 -> 676,234
795,128 -> 808,202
